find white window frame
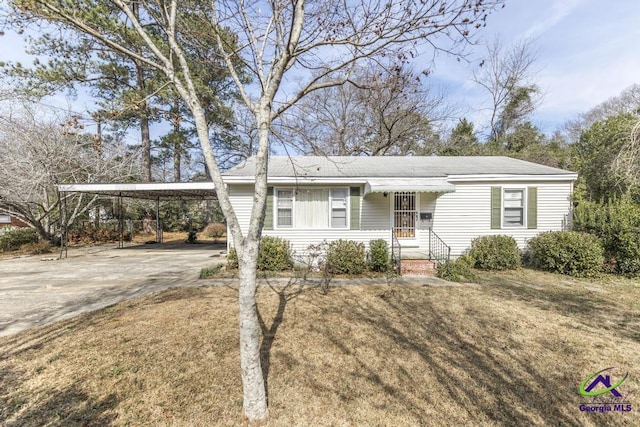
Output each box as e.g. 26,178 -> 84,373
274,187 -> 350,230
275,188 -> 294,228
502,187 -> 526,228
330,188 -> 349,229
0,214 -> 10,224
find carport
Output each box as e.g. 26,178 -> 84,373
57,182 -> 218,256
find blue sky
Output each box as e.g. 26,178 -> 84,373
433,0 -> 640,135
2,0 -> 639,140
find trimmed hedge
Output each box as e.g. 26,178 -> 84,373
257,236 -> 294,271
469,235 -> 521,270
326,239 -> 367,275
526,231 -> 604,277
368,239 -> 390,272
227,246 -> 238,269
202,223 -> 226,241
0,228 -> 39,251
436,254 -> 476,282
227,236 -> 294,271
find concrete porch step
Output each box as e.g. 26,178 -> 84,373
399,249 -> 430,260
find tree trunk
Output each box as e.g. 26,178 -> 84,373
237,242 -> 268,421
183,90 -> 269,421
235,105 -> 270,421
172,100 -> 181,182
173,146 -> 181,182
32,218 -> 53,242
140,112 -> 151,182
133,2 -> 152,183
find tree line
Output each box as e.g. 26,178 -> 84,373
3,33 -> 638,206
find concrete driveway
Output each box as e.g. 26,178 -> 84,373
0,243 -> 226,337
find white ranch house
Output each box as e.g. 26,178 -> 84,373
223,156 -> 577,271
58,155 -> 577,274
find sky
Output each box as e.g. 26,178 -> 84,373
431,0 -> 640,135
1,0 -> 640,140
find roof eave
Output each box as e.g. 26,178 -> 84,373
446,173 -> 578,182
222,176 -> 370,184
224,173 -> 579,184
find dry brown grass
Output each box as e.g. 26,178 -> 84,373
1,270 -> 639,426
132,231 -> 190,243
132,231 -> 226,245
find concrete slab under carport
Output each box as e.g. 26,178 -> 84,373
0,242 -> 226,338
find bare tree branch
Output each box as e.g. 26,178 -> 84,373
0,104 -> 137,239
472,37 -> 541,143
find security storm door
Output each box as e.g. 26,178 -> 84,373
393,192 -> 417,239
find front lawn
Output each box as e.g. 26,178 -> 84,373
0,269 -> 638,426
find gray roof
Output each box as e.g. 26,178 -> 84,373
223,156 -> 576,178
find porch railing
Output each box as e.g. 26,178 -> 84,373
391,232 -> 401,274
428,229 -> 451,265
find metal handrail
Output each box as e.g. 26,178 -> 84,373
428,229 -> 451,265
391,231 -> 402,275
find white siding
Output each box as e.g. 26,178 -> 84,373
228,184 -> 255,236
416,193 -> 437,251
227,184 -> 391,259
361,192 -> 389,230
432,181 -> 573,257
228,180 -> 574,260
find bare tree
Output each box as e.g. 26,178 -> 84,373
5,0 -> 504,421
613,118 -> 640,190
283,65 -> 450,156
0,106 -> 137,240
563,83 -> 640,142
472,37 -> 541,144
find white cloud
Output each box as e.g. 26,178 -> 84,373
426,0 -> 640,134
520,0 -> 586,39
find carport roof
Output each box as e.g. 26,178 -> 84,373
57,182 -> 217,200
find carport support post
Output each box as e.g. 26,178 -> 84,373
118,193 -> 124,249
58,190 -> 68,259
155,197 -> 162,243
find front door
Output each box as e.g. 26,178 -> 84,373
393,192 -> 418,242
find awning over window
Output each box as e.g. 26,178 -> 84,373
364,178 -> 456,195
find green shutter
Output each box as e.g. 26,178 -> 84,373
350,187 -> 360,230
264,187 -> 274,230
491,187 -> 502,229
527,187 -> 537,229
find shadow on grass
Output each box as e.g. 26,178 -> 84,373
256,277 -> 313,403
303,287 -> 600,426
476,271 -> 640,343
0,365 -> 118,427
0,311 -> 106,360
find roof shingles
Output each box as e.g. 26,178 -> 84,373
224,156 -> 575,178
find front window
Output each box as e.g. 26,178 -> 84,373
276,189 -> 293,228
295,189 -> 329,228
503,189 -> 524,227
330,189 -> 348,228
275,187 -> 349,229
0,214 -> 10,224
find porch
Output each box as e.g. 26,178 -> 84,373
390,228 -> 451,276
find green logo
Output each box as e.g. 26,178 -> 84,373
579,368 -> 628,397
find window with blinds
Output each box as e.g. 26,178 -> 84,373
503,189 -> 524,227
275,188 -> 350,229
